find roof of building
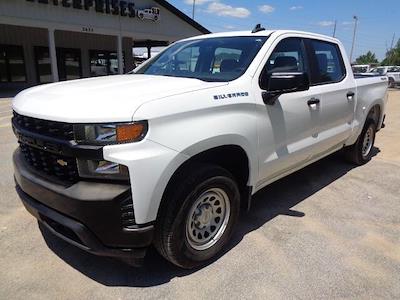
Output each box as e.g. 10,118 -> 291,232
154,0 -> 210,34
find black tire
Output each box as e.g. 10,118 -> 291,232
344,118 -> 377,165
389,78 -> 395,88
154,163 -> 240,269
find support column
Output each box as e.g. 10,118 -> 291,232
117,34 -> 123,74
48,28 -> 59,82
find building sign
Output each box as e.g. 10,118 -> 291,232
26,0 -> 160,21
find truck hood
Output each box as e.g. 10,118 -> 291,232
13,75 -> 227,123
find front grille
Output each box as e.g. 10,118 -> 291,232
13,112 -> 74,141
120,197 -> 136,228
20,143 -> 79,183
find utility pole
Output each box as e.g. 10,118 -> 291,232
389,33 -> 395,65
349,15 -> 358,64
332,20 -> 337,38
192,0 -> 196,20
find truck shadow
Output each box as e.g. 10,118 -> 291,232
40,147 -> 380,287
0,88 -> 25,98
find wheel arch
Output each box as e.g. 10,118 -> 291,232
347,98 -> 384,146
158,144 -> 255,219
367,104 -> 381,127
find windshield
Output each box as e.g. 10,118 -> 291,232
375,67 -> 387,75
135,36 -> 268,82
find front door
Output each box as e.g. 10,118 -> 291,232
253,37 -> 321,189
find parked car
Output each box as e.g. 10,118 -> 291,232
361,66 -> 400,87
137,7 -> 160,21
352,64 -> 372,74
12,28 -> 388,269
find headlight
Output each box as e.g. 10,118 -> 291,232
77,159 -> 130,180
74,121 -> 148,145
74,121 -> 147,180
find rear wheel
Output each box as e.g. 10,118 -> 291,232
154,164 -> 240,269
344,118 -> 376,165
389,78 -> 395,88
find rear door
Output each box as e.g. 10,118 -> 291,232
304,38 -> 355,156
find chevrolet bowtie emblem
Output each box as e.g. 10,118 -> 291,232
56,159 -> 68,167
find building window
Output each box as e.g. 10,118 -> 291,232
34,46 -> 52,83
90,50 -> 124,76
57,48 -> 82,81
0,45 -> 27,83
0,50 -> 6,82
34,47 -> 82,82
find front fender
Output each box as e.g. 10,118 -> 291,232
176,134 -> 258,187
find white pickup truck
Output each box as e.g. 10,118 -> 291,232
12,28 -> 388,269
359,66 -> 400,88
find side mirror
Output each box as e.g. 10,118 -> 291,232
260,72 -> 310,105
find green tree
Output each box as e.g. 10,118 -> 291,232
381,39 -> 400,65
355,51 -> 379,64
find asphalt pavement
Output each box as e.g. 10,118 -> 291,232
0,90 -> 399,299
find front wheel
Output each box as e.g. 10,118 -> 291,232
344,118 -> 376,165
154,164 -> 240,269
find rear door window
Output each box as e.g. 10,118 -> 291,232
306,39 -> 346,85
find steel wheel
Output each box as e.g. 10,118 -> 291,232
362,125 -> 374,158
185,187 -> 231,251
154,163 -> 240,268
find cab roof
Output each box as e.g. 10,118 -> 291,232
182,29 -> 341,44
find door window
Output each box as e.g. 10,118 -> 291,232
264,38 -> 307,74
307,40 -> 346,84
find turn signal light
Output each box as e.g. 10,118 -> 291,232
116,123 -> 147,142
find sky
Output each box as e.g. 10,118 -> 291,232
167,0 -> 400,62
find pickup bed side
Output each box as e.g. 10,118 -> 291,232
347,76 -> 388,145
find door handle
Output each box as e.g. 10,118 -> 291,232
307,98 -> 320,106
346,91 -> 355,99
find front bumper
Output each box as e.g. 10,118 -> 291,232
13,149 -> 154,264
